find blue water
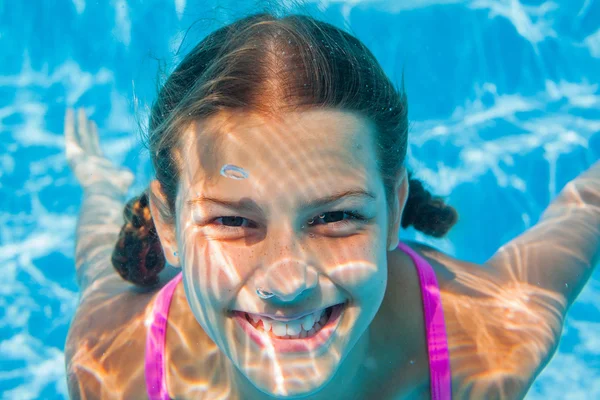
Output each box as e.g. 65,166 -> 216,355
1,1 -> 599,399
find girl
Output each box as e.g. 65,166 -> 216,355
64,12 -> 600,400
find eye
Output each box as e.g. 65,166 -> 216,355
210,210 -> 367,232
306,210 -> 367,227
212,216 -> 257,229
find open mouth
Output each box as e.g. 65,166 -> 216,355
245,306 -> 334,339
233,303 -> 346,353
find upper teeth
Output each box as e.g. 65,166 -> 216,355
248,309 -> 326,336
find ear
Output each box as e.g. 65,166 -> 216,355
149,180 -> 180,267
387,167 -> 409,251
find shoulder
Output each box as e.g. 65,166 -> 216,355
392,240 -> 559,399
65,268 -> 179,399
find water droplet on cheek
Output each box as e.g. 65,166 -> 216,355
220,164 -> 249,180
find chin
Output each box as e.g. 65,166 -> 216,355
241,360 -> 338,399
223,302 -> 367,399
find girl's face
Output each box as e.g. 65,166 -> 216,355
156,109 -> 404,398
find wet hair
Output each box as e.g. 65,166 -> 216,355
112,191 -> 164,286
111,11 -> 458,287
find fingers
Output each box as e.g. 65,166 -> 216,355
74,108 -> 103,156
77,108 -> 94,153
64,108 -> 82,160
66,107 -> 106,161
88,120 -> 103,157
64,108 -> 75,143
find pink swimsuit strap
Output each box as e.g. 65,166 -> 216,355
145,272 -> 182,400
397,242 -> 452,399
145,242 -> 452,399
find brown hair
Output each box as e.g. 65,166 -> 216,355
111,11 -> 458,287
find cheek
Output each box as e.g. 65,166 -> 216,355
329,258 -> 387,301
324,239 -> 387,292
179,235 -> 249,302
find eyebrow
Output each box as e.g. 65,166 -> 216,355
186,189 -> 376,213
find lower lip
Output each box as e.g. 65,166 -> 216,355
233,304 -> 345,353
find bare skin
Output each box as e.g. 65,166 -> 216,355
64,108 -> 600,399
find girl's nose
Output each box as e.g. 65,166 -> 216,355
260,260 -> 319,302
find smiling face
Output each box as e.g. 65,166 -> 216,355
152,108 -> 407,397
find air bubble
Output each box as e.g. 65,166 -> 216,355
256,288 -> 275,299
220,164 -> 249,180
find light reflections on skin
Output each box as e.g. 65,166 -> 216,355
259,259 -> 319,302
67,273 -> 171,397
464,172 -> 600,398
63,111 -> 384,399
451,290 -> 564,397
423,246 -> 569,398
64,106 -> 600,398
327,260 -> 380,283
177,204 -> 356,397
166,110 -> 387,398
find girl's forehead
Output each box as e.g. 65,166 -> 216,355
181,109 -> 376,169
175,109 -> 381,207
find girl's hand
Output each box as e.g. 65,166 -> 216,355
64,108 -> 134,195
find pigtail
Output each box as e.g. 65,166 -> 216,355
111,191 -> 166,287
400,172 -> 458,238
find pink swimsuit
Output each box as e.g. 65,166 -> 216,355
145,242 -> 452,399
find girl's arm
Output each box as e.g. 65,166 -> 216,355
437,161 -> 600,399
485,159 -> 600,308
65,109 -> 134,291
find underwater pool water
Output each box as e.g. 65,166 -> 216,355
1,1 -> 599,399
